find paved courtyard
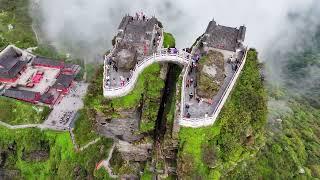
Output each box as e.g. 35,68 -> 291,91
42,82 -> 88,130
16,66 -> 60,94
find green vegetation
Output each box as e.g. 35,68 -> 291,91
163,32 -> 175,48
226,99 -> 320,179
0,126 -> 113,179
0,0 -> 37,50
225,28 -> 320,179
197,50 -> 225,99
84,63 -> 164,119
74,61 -> 164,144
73,109 -> 99,147
32,44 -> 67,60
178,49 -> 268,178
0,96 -> 51,125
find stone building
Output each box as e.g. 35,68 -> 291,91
111,14 -> 163,71
201,19 -> 246,58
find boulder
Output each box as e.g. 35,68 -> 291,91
115,49 -> 137,71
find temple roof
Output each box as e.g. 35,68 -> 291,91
0,47 -> 26,79
203,19 -> 246,52
4,88 -> 39,100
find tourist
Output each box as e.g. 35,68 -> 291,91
185,104 -> 190,109
189,92 -> 193,100
186,113 -> 191,118
190,78 -> 194,85
196,97 -> 200,103
193,81 -> 197,88
112,78 -> 116,86
108,57 -> 112,65
205,112 -> 208,118
186,79 -> 190,88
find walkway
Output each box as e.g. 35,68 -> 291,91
103,48 -> 191,98
96,143 -> 118,179
103,45 -> 248,128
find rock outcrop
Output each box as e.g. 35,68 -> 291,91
197,50 -> 225,99
115,48 -> 138,71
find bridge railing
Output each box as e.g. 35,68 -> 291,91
103,49 -> 191,95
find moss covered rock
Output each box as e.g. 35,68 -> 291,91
197,50 -> 225,99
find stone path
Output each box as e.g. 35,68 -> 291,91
43,82 -> 88,131
0,121 -> 39,129
97,143 -> 118,179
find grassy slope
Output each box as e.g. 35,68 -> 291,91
0,2 -> 113,179
74,60 -> 165,145
163,32 -> 175,48
178,49 -> 268,179
0,97 -> 51,125
0,126 -> 113,179
225,30 -> 320,179
0,0 -> 37,50
0,0 -> 53,125
226,100 -> 320,179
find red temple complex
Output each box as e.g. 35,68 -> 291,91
0,45 -> 81,105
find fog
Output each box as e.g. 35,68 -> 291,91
29,0 -> 315,58
30,0 -> 320,105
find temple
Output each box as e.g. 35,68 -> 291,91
201,19 -> 246,53
110,13 -> 163,71
0,45 -> 80,105
0,46 -> 29,82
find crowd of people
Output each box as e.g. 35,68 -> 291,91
184,51 -> 202,118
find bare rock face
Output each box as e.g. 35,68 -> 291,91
96,107 -> 144,143
116,49 -> 137,71
117,140 -> 152,162
96,118 -> 143,143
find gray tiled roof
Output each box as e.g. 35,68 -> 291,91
52,74 -> 74,89
203,20 -> 246,52
117,15 -> 160,44
4,88 -> 39,100
0,47 -> 26,79
32,56 -> 64,67
0,47 -> 22,70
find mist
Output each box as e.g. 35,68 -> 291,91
29,0 -> 314,58
29,0 -> 320,106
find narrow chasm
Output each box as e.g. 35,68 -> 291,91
151,63 -> 182,178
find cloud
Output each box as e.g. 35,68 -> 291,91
30,0 -> 315,58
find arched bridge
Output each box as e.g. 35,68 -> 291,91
102,45 -> 248,128
103,48 -> 191,98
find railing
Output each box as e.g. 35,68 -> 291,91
180,60 -> 191,119
180,48 -> 248,127
102,30 -> 248,128
103,49 -> 191,97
